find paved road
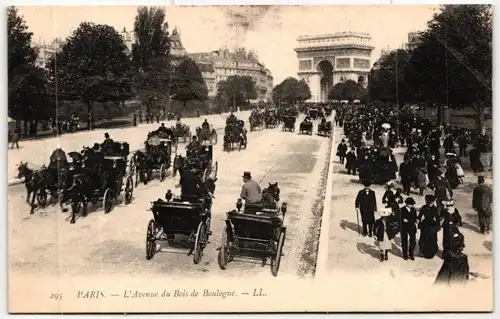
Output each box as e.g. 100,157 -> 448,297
322,124 -> 493,285
9,114 -> 332,284
7,111 -> 251,184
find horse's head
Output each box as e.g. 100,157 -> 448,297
17,161 -> 31,179
263,182 -> 280,202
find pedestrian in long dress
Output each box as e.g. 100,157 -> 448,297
400,197 -> 418,260
345,148 -> 357,175
472,175 -> 492,234
374,208 -> 393,262
435,231 -> 469,286
355,180 -> 377,237
441,200 -> 463,255
417,195 -> 440,259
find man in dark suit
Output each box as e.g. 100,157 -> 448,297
400,197 -> 418,260
433,169 -> 453,207
355,180 -> 377,237
472,175 -> 493,234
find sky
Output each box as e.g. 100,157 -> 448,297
17,5 -> 440,84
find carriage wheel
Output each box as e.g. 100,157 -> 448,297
103,188 -> 113,213
193,220 -> 208,264
129,157 -> 135,175
270,230 -> 285,277
160,164 -> 167,182
146,219 -> 157,260
217,226 -> 230,270
124,176 -> 134,204
37,190 -> 48,208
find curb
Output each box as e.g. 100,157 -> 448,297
315,111 -> 337,278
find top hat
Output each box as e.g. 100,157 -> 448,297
242,171 -> 252,179
425,194 -> 436,203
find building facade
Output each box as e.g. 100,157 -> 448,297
405,31 -> 423,51
294,32 -> 374,102
32,38 -> 66,68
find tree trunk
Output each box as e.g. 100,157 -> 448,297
436,104 -> 443,126
474,102 -> 486,133
87,101 -> 94,130
23,120 -> 28,138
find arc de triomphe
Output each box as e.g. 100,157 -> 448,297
294,32 -> 374,102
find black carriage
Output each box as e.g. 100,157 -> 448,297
132,133 -> 173,185
265,109 -> 278,129
174,124 -> 192,143
309,108 -> 320,120
317,121 -> 332,137
249,113 -> 264,131
146,190 -> 212,264
299,121 -> 313,135
218,200 -> 288,276
282,116 -> 296,132
224,121 -> 247,152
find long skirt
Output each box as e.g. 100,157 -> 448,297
419,225 -> 438,259
377,238 -> 392,251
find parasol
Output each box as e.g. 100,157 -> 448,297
381,123 -> 391,129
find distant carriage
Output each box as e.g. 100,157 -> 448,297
174,124 -> 192,143
317,121 -> 332,137
299,120 -> 313,135
131,130 -> 173,186
265,109 -> 278,129
196,125 -> 218,145
224,120 -> 247,152
249,113 -> 264,131
282,116 -> 296,132
308,108 -> 321,120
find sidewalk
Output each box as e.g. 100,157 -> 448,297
8,110 -> 250,186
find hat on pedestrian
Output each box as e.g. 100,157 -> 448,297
341,139 -> 345,143
405,197 -> 416,205
362,180 -> 372,187
242,171 -> 252,179
379,208 -> 392,217
424,195 -> 436,203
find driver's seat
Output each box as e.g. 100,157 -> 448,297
243,202 -> 263,215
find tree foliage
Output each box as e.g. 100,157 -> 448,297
8,6 -> 49,122
216,75 -> 257,110
132,6 -> 171,113
170,57 -> 208,108
47,22 -> 134,129
329,80 -> 366,102
272,77 -> 311,105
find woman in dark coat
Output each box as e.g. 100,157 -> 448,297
441,200 -> 463,254
417,195 -> 440,259
337,139 -> 348,164
435,231 -> 469,286
345,147 -> 357,175
426,154 -> 440,188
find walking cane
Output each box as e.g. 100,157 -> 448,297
356,208 -> 361,235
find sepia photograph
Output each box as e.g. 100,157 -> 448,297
7,4 -> 493,313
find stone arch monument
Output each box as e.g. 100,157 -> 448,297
294,32 -> 374,102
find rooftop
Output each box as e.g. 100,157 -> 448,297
297,32 -> 372,41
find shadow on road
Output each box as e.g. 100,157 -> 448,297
340,219 -> 359,233
483,240 -> 492,252
356,242 -> 380,259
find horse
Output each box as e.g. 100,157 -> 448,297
132,150 -> 153,186
261,182 -> 280,209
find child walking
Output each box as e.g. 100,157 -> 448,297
374,208 -> 393,262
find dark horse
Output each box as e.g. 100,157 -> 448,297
17,162 -> 68,214
261,182 -> 280,209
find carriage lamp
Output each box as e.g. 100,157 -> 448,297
281,202 -> 287,213
165,190 -> 173,201
236,198 -> 243,211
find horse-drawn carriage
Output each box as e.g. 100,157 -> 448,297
308,108 -> 321,120
131,130 -> 173,186
265,109 -> 278,129
282,116 -> 296,132
146,189 -> 213,264
224,120 -> 247,152
68,141 -> 134,223
249,112 -> 264,131
299,120 -> 313,135
196,125 -> 218,144
173,123 -> 192,143
317,121 -> 333,137
217,183 -> 287,276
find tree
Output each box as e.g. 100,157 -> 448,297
132,6 -> 171,115
329,80 -> 366,103
8,6 -> 48,132
48,22 -> 134,129
367,49 -> 414,105
216,75 -> 257,111
170,57 -> 208,109
272,77 -> 310,106
404,5 -> 492,129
